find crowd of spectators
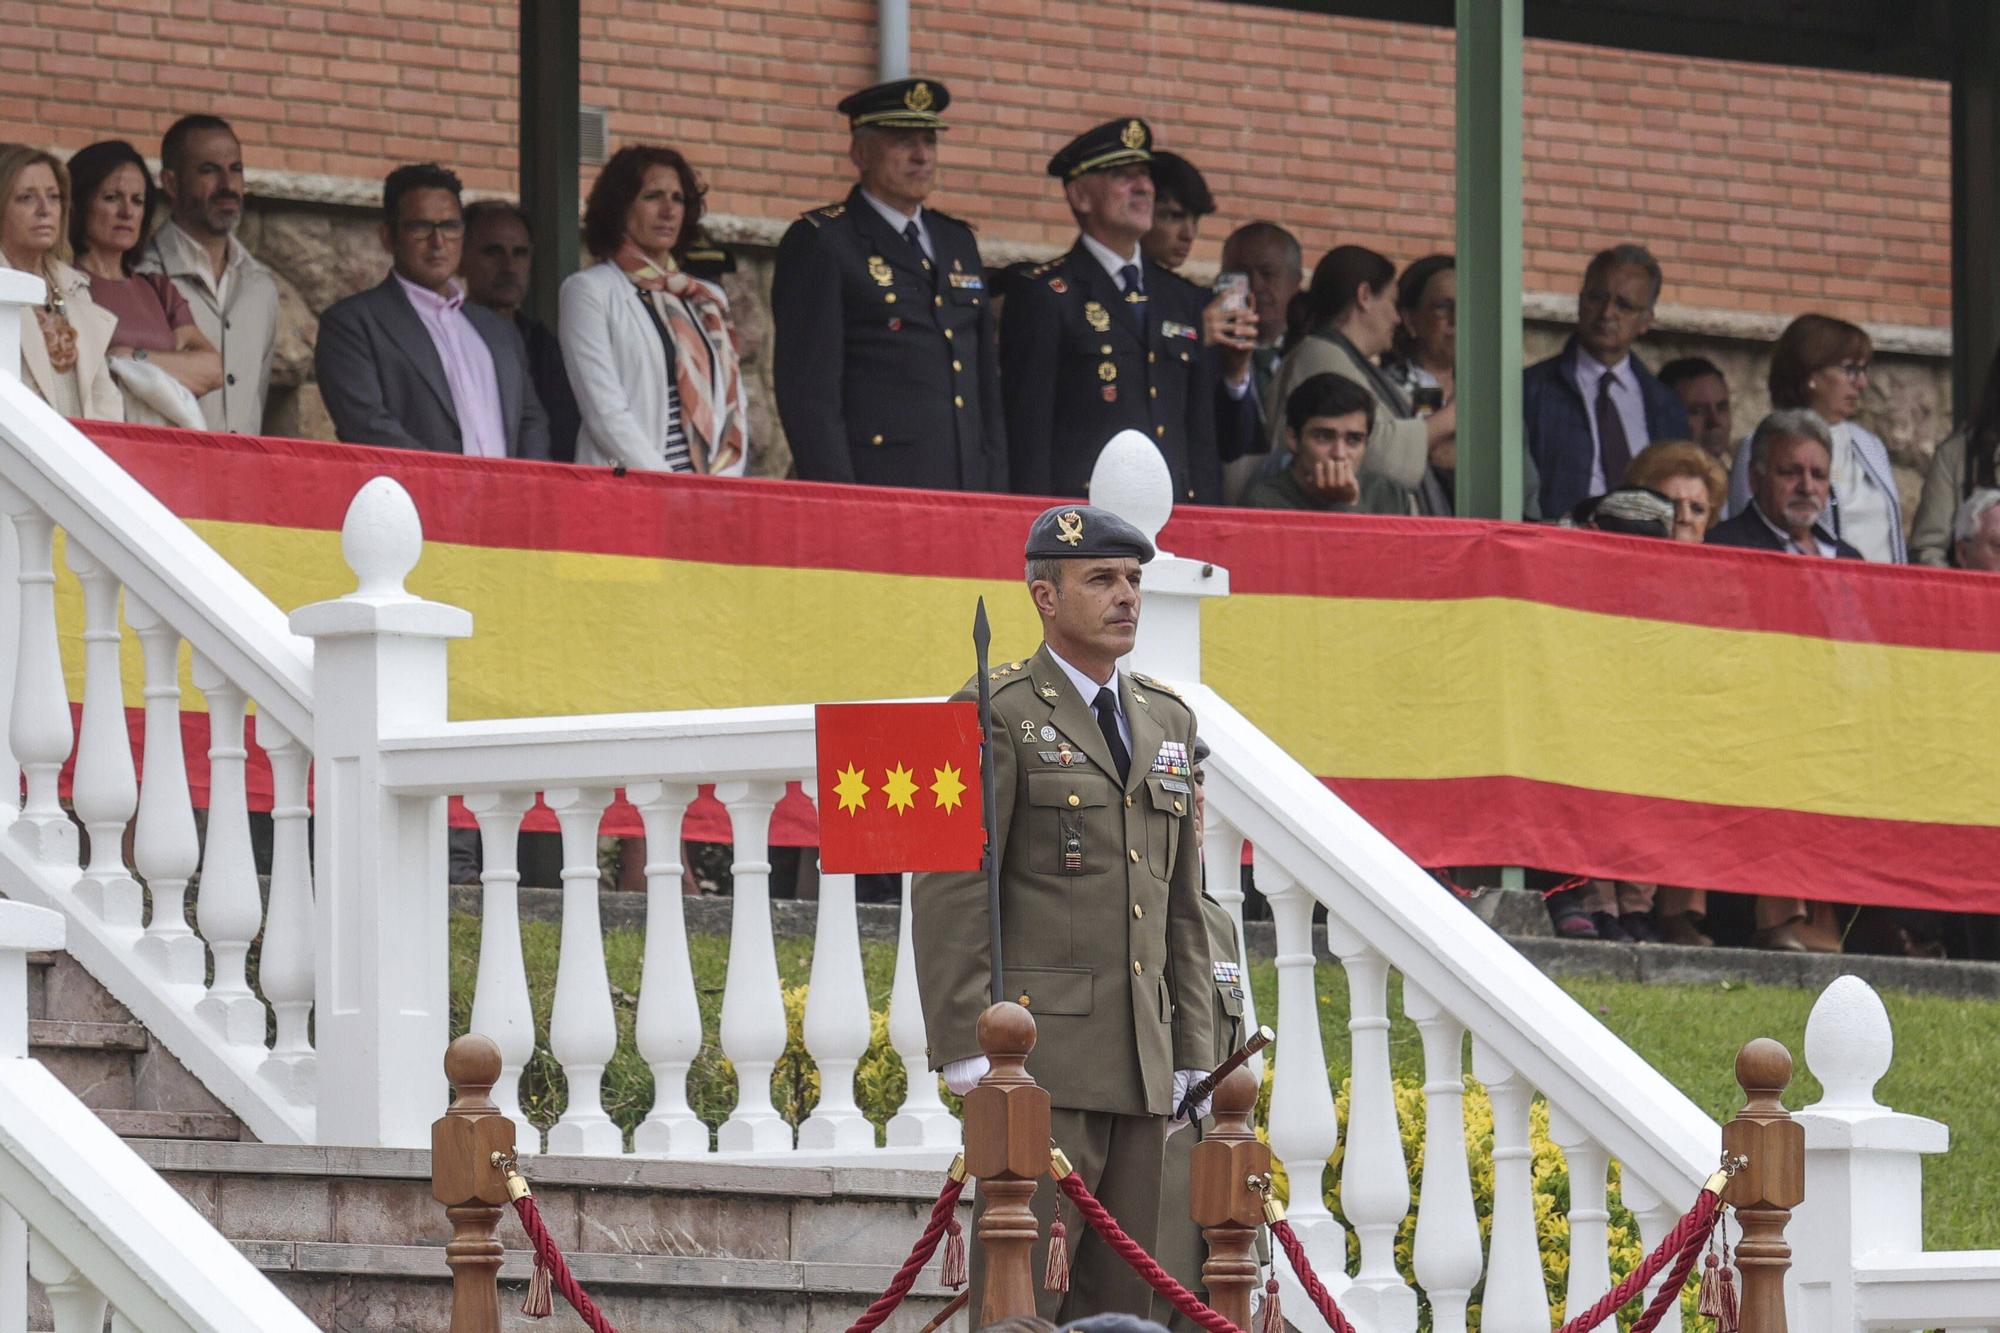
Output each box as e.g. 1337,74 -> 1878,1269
5,93 -> 1998,962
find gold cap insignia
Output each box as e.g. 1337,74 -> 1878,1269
1120,119 -> 1145,150
1057,511 -> 1085,546
905,81 -> 934,113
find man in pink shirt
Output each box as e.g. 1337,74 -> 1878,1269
314,163 -> 549,459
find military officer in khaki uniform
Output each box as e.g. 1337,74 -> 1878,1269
914,503 -> 1216,1323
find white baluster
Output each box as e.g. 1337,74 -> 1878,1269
798,781 -> 873,1152
256,714 -> 315,1097
125,596 -> 203,984
0,1202 -> 20,1333
543,786 -> 621,1156
1201,812 -> 1261,1084
714,779 -> 792,1154
0,510 -> 19,820
464,790 -> 539,1151
1549,1106 -> 1612,1324
886,870 -> 958,1148
0,490 -> 75,865
1261,865 -> 1342,1273
1472,1040 -> 1552,1333
1619,1172 -> 1686,1333
1325,916 -> 1415,1330
0,899 -> 61,1333
26,1233 -> 106,1333
190,655 -> 266,1046
627,781 -> 707,1157
62,545 -> 139,926
1403,982 -> 1481,1333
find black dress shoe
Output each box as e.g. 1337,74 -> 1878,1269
1590,911 -> 1633,943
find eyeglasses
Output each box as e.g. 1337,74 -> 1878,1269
1831,361 -> 1870,381
400,218 -> 466,242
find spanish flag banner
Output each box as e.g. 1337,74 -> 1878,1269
813,702 -> 984,872
58,423 -> 2000,915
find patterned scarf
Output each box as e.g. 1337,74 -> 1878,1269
615,241 -> 744,474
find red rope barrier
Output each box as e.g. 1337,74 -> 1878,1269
1053,1167 -> 1246,1333
1554,1188 -> 1722,1333
845,1174 -> 968,1333
1628,1210 -> 1713,1333
1265,1217 -> 1359,1333
509,1192 -> 620,1333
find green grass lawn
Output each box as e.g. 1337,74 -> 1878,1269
448,913 -> 1999,1250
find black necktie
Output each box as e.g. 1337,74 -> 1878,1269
902,220 -> 924,255
1595,369 -> 1632,487
1092,687 -> 1131,783
1117,263 -> 1145,331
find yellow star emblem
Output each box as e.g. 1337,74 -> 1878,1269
930,763 -> 967,814
882,762 -> 919,814
833,763 -> 871,814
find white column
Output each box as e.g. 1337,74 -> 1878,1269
27,1234 -> 107,1333
1200,814 -> 1261,1084
1548,1106 -> 1612,1323
125,595 -> 204,985
256,714 -> 315,1098
1261,865 -> 1341,1271
1403,982 -> 1480,1333
0,489 -> 75,866
543,785 -> 621,1156
0,902 -> 61,1333
464,790 -> 539,1151
63,546 -> 139,926
714,779 -> 792,1154
798,780 -> 873,1152
190,657 -> 266,1047
627,781 -> 707,1157
1471,1040 -> 1551,1333
1618,1172 -> 1685,1333
0,510 -> 18,822
885,871 -> 958,1149
0,1203 -> 19,1333
291,477 -> 468,1148
1325,915 -> 1415,1332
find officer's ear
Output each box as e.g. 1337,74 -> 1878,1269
1029,567 -> 1065,618
848,132 -> 871,175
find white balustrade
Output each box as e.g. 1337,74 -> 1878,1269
1326,917 -> 1414,1332
257,714 -> 315,1097
1472,1039 -> 1552,1333
1404,981 -> 1481,1333
798,778 -> 873,1152
190,657 -> 266,1047
544,786 -> 620,1156
125,595 -> 204,984
715,779 -> 791,1153
0,511 -> 18,820
464,790 -> 539,1150
1618,1171 -> 1685,1333
1261,865 -> 1341,1275
885,871 -> 957,1148
0,491 -> 74,866
1200,811 -> 1262,1084
28,1232 -> 107,1333
1549,1106 -> 1612,1322
628,781 -> 707,1157
62,546 -> 138,927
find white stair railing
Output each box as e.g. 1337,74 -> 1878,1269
0,898 -> 317,1332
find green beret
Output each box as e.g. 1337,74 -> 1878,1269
1024,504 -> 1155,562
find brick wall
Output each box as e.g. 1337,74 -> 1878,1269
2,0 -> 1951,328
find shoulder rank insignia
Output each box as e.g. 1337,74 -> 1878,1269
1131,672 -> 1183,701
802,204 -> 846,228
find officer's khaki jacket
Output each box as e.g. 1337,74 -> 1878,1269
913,643 -> 1215,1117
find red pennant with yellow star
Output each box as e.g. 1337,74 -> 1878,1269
814,701 -> 986,873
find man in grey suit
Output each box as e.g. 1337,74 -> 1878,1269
315,163 -> 550,459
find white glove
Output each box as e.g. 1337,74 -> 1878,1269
943,1055 -> 991,1096
1167,1068 -> 1211,1137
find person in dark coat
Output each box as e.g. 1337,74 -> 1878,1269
771,78 -> 1005,491
1706,408 -> 1862,558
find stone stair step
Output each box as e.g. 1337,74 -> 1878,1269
28,1018 -> 149,1051
98,1109 -> 245,1140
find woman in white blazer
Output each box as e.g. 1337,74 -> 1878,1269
0,145 -> 121,421
1725,313 -> 1903,562
560,145 -> 747,476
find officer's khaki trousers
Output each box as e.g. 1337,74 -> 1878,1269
968,1108 -> 1167,1323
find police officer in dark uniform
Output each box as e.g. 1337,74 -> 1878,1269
1002,119 -> 1249,505
772,78 -> 1006,491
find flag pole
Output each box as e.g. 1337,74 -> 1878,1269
973,597 -> 1004,1006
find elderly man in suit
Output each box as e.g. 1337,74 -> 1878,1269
1707,408 -> 1861,558
914,504 -> 1215,1324
315,163 -> 549,460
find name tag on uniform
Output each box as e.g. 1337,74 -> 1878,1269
1213,960 -> 1242,984
1161,320 -> 1199,340
948,271 -> 985,290
1159,777 -> 1190,794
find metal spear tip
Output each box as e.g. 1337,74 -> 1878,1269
973,596 -> 990,651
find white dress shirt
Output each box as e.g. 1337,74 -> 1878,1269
1751,503 -> 1838,557
1572,344 -> 1651,493
861,189 -> 931,260
1079,231 -> 1143,291
1046,645 -> 1132,753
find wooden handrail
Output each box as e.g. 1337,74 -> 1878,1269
431,1034 -> 518,1333
1723,1037 -> 1805,1332
962,1001 -> 1048,1323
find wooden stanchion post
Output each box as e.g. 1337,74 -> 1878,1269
431,1034 -> 518,1333
1189,1065 -> 1268,1330
1722,1037 -> 1805,1333
962,1001 -> 1049,1324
